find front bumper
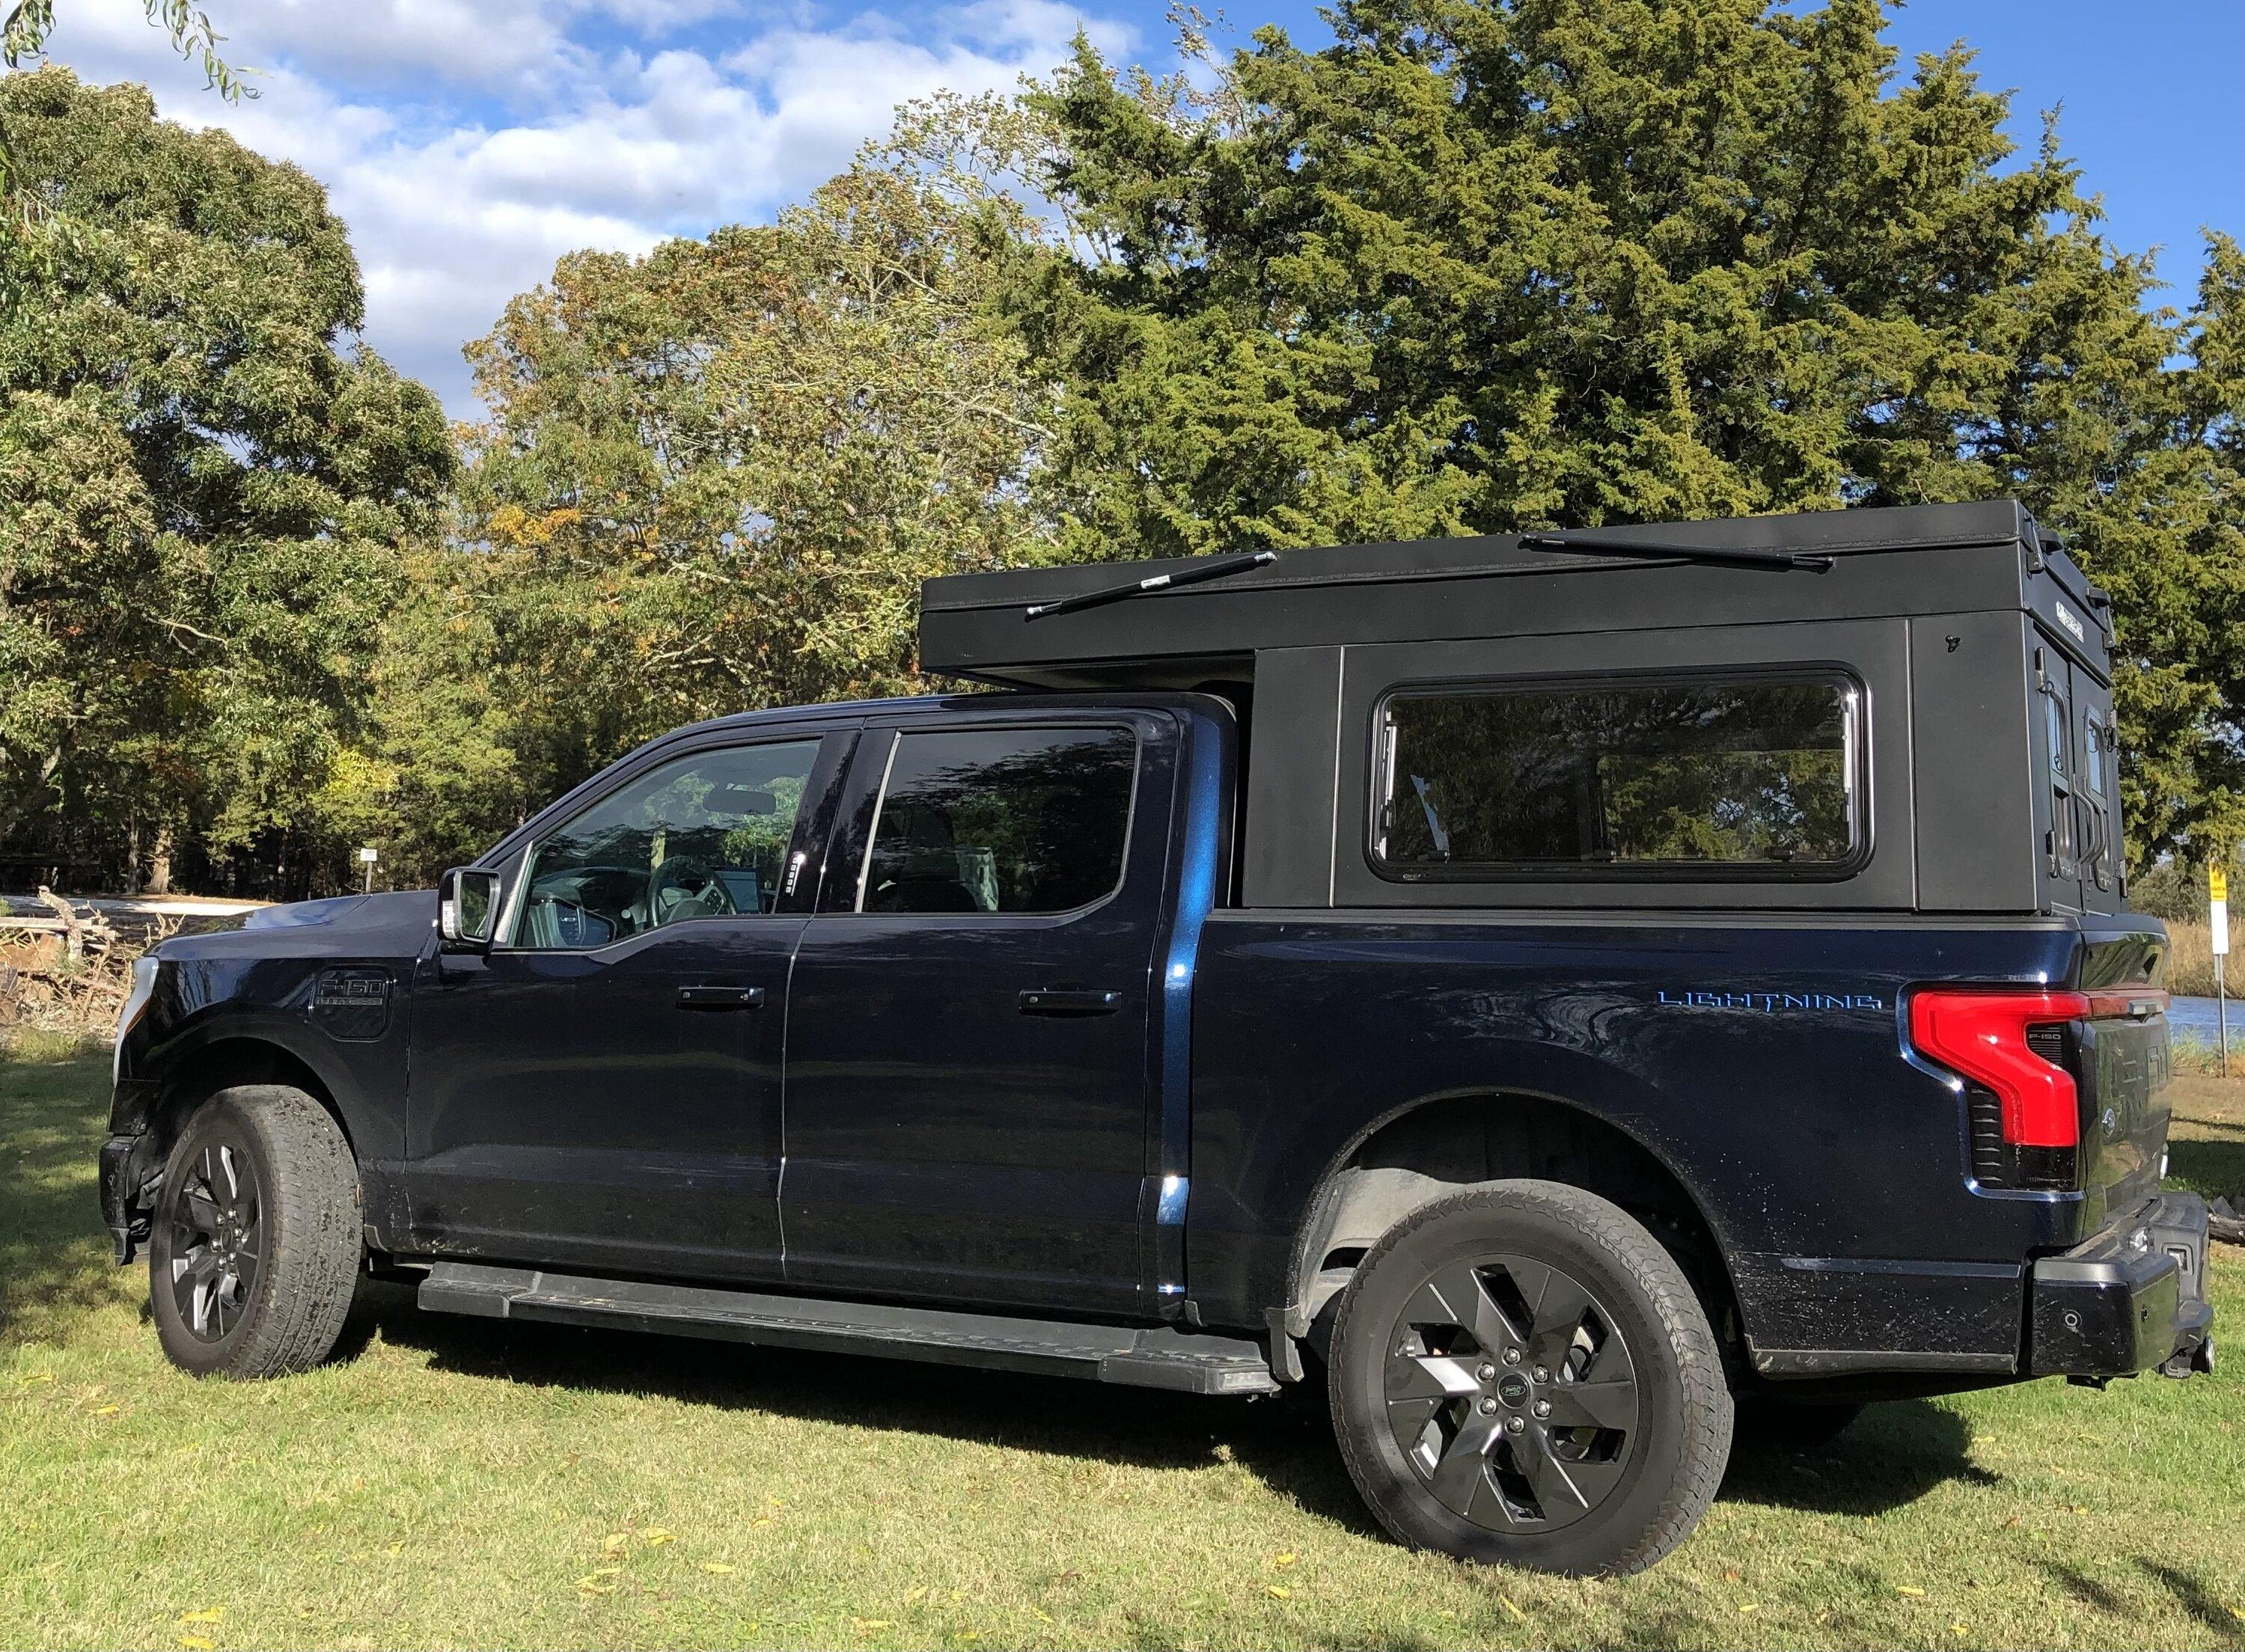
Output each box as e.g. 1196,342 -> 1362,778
2028,1190 -> 2214,1378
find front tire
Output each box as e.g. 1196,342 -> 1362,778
148,1086 -> 362,1379
1328,1180 -> 1732,1576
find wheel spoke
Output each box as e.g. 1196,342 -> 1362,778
1512,1425 -> 1628,1520
1387,1354 -> 1480,1404
1427,1261 -> 1528,1353
1525,1262 -> 1595,1345
180,1187 -> 225,1236
1424,1409 -> 1503,1520
1540,1372 -> 1639,1432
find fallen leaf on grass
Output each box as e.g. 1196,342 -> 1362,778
2002,1515 -> 2022,1529
1498,1596 -> 1527,1623
576,1571 -> 620,1597
19,1372 -> 54,1385
1950,1624 -> 1970,1636
91,1404 -> 120,1416
700,1563 -> 735,1576
853,1619 -> 894,1632
385,1544 -> 403,1558
1266,1586 -> 1290,1600
644,1527 -> 676,1546
751,1517 -> 773,1530
1896,1585 -> 1926,1597
1739,1603 -> 1759,1615
177,1609 -> 224,1624
1272,1552 -> 1298,1570
603,1532 -> 629,1555
1723,1570 -> 1741,1584
904,1587 -> 927,1604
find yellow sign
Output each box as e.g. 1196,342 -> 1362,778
2213,866 -> 2229,903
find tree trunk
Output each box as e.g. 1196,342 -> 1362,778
122,816 -> 141,896
147,825 -> 174,896
0,745 -> 65,844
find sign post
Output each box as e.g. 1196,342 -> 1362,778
2212,866 -> 2229,1077
359,845 -> 379,896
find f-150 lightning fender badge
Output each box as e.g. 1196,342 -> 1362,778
1655,990 -> 1887,1011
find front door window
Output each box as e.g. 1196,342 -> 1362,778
511,741 -> 822,949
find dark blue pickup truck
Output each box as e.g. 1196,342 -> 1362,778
101,501 -> 2211,1575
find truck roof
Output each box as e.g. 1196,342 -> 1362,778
919,499 -> 2109,691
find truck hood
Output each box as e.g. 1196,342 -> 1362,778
159,889 -> 439,962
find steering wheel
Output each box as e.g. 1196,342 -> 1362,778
648,854 -> 733,926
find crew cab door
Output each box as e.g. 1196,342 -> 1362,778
406,729 -> 850,1281
780,707 -> 1178,1318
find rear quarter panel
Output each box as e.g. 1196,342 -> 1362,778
1190,911 -> 2095,1370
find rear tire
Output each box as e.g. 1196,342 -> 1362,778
1328,1180 -> 1732,1576
148,1086 -> 362,1379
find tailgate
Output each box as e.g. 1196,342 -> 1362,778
2074,929 -> 2173,1230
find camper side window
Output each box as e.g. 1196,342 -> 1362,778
1372,672 -> 1862,877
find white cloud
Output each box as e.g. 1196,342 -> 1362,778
38,0 -> 1137,415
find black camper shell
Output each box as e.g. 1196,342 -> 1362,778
920,500 -> 2122,918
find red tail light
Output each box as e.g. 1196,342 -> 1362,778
1907,988 -> 2086,1147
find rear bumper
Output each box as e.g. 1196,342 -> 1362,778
2027,1191 -> 2214,1378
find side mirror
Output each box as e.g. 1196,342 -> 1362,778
438,867 -> 502,952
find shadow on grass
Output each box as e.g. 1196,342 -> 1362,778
1721,1398 -> 1993,1515
2032,1558 -> 2245,1644
2135,1561 -> 2245,1645
0,1047 -> 127,1345
349,1279 -> 1382,1531
352,1280 -> 1988,1535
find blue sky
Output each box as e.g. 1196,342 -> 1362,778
46,1 -> 2245,417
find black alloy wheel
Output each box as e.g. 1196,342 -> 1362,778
1384,1254 -> 1640,1531
1328,1179 -> 1732,1576
165,1135 -> 265,1342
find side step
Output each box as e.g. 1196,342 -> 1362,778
418,1263 -> 1280,1396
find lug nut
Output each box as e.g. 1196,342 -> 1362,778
1533,1366 -> 1550,1383
1476,1362 -> 1497,1382
1506,1414 -> 1526,1434
1533,1399 -> 1552,1419
1478,1395 -> 1498,1414
1503,1347 -> 1523,1365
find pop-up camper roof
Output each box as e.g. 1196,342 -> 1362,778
917,499 -> 2108,692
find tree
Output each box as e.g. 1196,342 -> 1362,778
437,163 -> 1054,827
899,0 -> 2245,866
0,69 -> 452,891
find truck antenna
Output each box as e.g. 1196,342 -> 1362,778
1025,549 -> 1280,620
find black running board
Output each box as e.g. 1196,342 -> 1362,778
417,1263 -> 1280,1395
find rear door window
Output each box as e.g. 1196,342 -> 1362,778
858,726 -> 1138,914
1372,673 -> 1862,877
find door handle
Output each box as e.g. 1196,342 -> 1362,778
1018,988 -> 1122,1016
677,985 -> 766,1010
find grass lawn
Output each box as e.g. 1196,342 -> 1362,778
3,1046 -> 2242,1651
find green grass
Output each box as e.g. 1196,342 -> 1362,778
4,1046 -> 2243,1651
